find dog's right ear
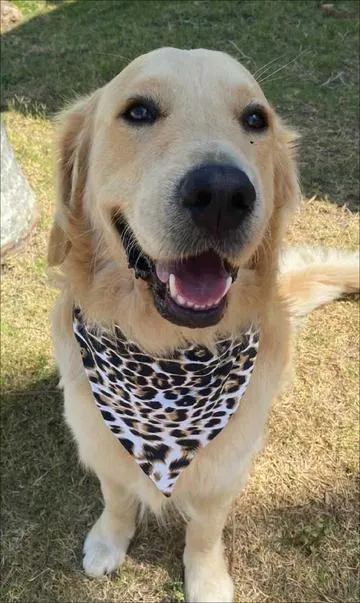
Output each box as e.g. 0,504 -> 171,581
48,92 -> 99,266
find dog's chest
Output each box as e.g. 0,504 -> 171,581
73,308 -> 259,496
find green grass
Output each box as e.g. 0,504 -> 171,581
1,1 -> 359,602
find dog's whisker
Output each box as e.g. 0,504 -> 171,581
253,55 -> 283,79
257,50 -> 309,84
89,230 -> 105,276
257,75 -> 288,86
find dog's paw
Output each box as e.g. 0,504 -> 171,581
185,571 -> 233,603
184,547 -> 234,602
82,516 -> 130,578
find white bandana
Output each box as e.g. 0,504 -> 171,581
73,308 -> 259,496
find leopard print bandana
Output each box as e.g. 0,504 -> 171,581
73,308 -> 259,497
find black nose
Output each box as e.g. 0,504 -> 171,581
179,164 -> 256,236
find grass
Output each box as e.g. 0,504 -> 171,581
1,1 -> 359,601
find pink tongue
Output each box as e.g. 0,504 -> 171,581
156,250 -> 229,305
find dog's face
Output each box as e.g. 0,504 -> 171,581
49,48 -> 299,330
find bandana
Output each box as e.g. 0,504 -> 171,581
73,308 -> 259,496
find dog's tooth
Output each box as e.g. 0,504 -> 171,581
175,294 -> 186,307
169,274 -> 177,298
224,276 -> 232,295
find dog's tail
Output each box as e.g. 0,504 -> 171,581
278,247 -> 359,322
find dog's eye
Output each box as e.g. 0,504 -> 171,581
241,106 -> 268,132
122,100 -> 158,125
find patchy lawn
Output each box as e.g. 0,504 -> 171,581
1,1 -> 359,602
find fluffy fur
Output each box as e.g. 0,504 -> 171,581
48,48 -> 358,602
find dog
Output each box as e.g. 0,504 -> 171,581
48,48 -> 359,602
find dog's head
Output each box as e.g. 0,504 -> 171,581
49,48 -> 299,330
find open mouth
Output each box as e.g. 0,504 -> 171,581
155,250 -> 236,326
113,213 -> 238,328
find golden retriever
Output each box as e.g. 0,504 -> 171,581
48,48 -> 358,602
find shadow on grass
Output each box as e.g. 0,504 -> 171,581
1,374 -> 99,583
0,372 -> 185,600
1,372 -> 359,601
2,0 -> 219,117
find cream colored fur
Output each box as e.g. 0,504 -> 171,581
279,247 -> 359,322
48,48 -> 359,602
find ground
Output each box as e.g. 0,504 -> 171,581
1,1 -> 359,602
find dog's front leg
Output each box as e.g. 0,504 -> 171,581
183,500 -> 233,603
83,477 -> 138,578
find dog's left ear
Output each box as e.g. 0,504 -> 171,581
273,119 -> 301,222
